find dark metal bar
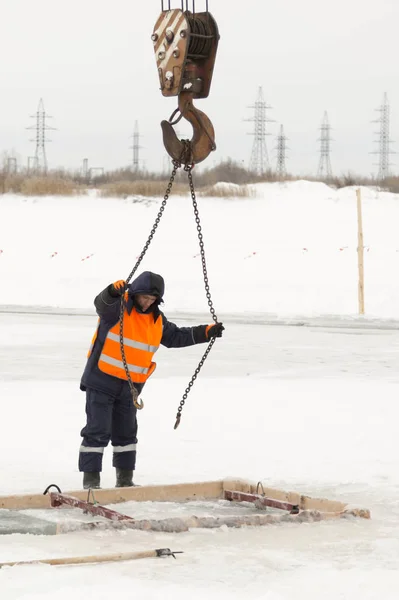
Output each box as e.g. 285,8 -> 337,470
193,0 -> 195,14
49,492 -> 135,522
224,490 -> 300,514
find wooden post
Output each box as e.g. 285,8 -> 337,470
356,188 -> 365,315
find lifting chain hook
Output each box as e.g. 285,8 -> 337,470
161,93 -> 216,165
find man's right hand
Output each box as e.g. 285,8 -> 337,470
110,280 -> 127,296
206,322 -> 225,339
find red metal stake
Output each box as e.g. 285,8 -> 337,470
49,492 -> 135,522
224,490 -> 300,514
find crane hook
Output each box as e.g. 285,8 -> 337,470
161,93 -> 216,165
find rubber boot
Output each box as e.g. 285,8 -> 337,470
83,472 -> 101,490
115,468 -> 134,488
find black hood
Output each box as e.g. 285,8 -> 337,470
128,271 -> 165,301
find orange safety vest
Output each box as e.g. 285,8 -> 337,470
88,307 -> 163,384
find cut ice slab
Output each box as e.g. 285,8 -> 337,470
0,510 -> 59,536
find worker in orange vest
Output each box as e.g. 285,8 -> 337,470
79,271 -> 224,489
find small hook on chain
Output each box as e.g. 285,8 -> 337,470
130,381 -> 144,410
174,412 -> 181,429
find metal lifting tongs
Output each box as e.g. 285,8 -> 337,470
152,1 -> 220,165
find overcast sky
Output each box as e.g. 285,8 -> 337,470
0,0 -> 397,176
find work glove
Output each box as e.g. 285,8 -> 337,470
110,279 -> 127,297
206,322 -> 225,339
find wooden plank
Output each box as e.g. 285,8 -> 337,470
0,479 -> 366,516
0,480 -> 224,511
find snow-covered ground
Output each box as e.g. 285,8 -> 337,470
0,181 -> 399,319
1,182 -> 399,599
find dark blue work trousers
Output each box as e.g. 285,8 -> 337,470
79,387 -> 138,473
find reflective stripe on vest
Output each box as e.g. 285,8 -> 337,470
106,331 -> 159,353
97,308 -> 163,383
99,354 -> 149,374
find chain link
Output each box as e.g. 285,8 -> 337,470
174,337 -> 216,429
120,161 -> 181,410
174,163 -> 218,429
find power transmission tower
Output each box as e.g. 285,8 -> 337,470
27,98 -> 56,172
317,111 -> 333,179
372,92 -> 395,181
275,125 -> 288,178
246,87 -> 274,174
130,121 -> 142,172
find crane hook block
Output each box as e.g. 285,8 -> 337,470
152,8 -> 220,99
152,7 -> 219,164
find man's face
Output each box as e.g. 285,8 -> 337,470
135,294 -> 158,311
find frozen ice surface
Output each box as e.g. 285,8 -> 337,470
1,312 -> 399,599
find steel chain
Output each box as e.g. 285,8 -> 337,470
187,164 -> 218,323
116,151 -> 219,422
174,163 -> 218,429
126,160 -> 181,284
120,160 -> 181,410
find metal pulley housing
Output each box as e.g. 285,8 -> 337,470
152,5 -> 219,99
